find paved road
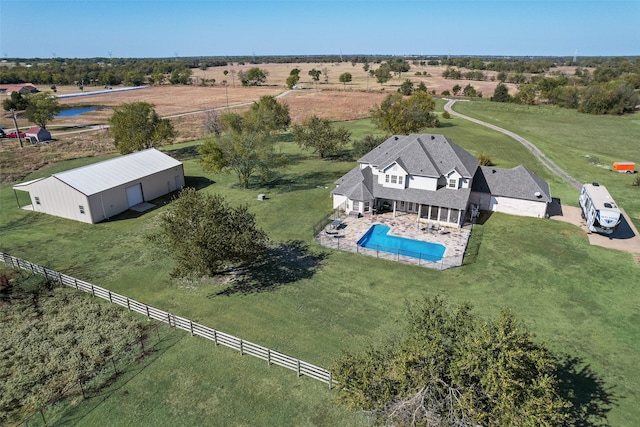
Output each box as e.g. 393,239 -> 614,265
444,99 -> 582,190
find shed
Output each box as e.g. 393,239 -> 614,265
12,148 -> 184,224
25,127 -> 52,143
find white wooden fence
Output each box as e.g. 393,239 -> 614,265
0,252 -> 334,389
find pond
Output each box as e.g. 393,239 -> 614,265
55,106 -> 98,118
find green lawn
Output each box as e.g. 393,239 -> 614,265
1,103 -> 639,426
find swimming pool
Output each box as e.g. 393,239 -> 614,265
357,224 -> 445,261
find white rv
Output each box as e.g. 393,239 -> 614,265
579,183 -> 622,235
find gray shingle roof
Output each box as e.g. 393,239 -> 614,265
332,165 -> 471,210
358,134 -> 479,178
471,165 -> 551,202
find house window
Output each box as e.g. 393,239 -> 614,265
79,205 -> 85,214
391,175 -> 397,184
398,176 -> 403,185
353,200 -> 360,212
364,201 -> 370,212
35,197 -> 41,205
385,174 -> 390,183
448,179 -> 457,189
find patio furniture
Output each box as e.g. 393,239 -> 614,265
329,219 -> 343,229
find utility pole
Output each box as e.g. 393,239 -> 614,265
10,108 -> 23,149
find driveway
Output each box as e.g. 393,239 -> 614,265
445,99 -> 640,255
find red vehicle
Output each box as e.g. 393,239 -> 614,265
6,131 -> 26,138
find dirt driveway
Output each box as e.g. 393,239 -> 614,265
551,203 -> 640,255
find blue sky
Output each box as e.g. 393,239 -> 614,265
1,1 -> 638,58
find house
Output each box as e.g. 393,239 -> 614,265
331,134 -> 550,227
12,148 -> 184,224
0,83 -> 39,95
469,165 -> 551,218
25,126 -> 52,143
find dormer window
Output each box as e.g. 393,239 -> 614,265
448,179 -> 457,189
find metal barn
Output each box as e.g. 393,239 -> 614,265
12,148 -> 184,224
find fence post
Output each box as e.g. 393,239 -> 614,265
329,372 -> 333,390
297,359 -> 301,377
213,330 -> 218,346
58,272 -> 63,287
189,320 -> 194,336
90,284 -> 95,297
240,339 -> 244,355
267,348 -> 271,366
126,298 -> 131,311
167,313 -> 172,327
145,305 -> 150,320
74,278 -> 79,290
108,291 -> 112,303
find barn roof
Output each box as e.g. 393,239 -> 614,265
53,148 -> 182,196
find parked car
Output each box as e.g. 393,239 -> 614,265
6,131 -> 26,138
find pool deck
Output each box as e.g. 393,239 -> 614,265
316,212 -> 472,269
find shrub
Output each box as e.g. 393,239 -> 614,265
478,152 -> 494,166
632,174 -> 640,187
442,111 -> 451,119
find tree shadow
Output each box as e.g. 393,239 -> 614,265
212,240 -> 327,296
165,145 -> 201,161
184,176 -> 215,190
262,171 -> 341,192
556,355 -> 616,426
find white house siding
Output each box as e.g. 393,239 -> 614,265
407,175 -> 438,191
25,178 -> 94,224
333,194 -> 347,210
488,196 -> 548,218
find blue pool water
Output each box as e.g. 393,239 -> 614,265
55,106 -> 97,117
358,224 -> 445,261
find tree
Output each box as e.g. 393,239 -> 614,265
108,101 -> 176,154
416,81 -> 428,93
308,68 -> 321,89
370,91 -> 439,135
352,135 -> 386,158
462,83 -> 478,97
491,82 -> 511,102
292,115 -> 351,158
339,72 -> 352,87
389,59 -> 410,79
374,63 -> 392,85
286,68 -> 301,89
24,92 -> 61,129
244,95 -> 291,133
238,67 -> 268,86
398,79 -> 414,96
199,120 -> 286,188
452,84 -> 462,95
579,81 -> 638,115
2,91 -> 29,111
333,296 -> 575,426
149,188 -> 268,277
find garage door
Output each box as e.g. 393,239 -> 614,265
126,184 -> 144,207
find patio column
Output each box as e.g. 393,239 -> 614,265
417,204 -> 422,223
393,200 -> 397,218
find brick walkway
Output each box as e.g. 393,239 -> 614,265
316,212 -> 472,270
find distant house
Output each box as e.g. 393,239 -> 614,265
12,148 -> 184,224
25,126 -> 52,143
330,134 -> 551,227
0,83 -> 39,95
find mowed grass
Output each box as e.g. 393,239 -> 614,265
451,99 -> 640,229
1,103 -> 639,426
